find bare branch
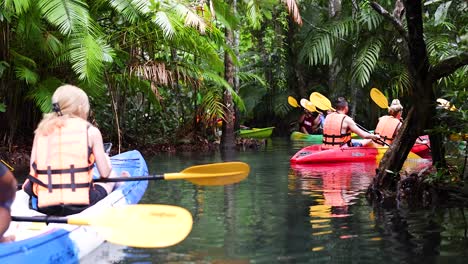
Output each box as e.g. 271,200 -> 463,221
430,52 -> 468,81
370,1 -> 408,41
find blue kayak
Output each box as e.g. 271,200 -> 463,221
0,150 -> 148,263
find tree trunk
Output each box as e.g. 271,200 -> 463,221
370,0 -> 433,193
221,3 -> 236,151
328,0 -> 342,98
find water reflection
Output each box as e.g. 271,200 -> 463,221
291,162 -> 375,218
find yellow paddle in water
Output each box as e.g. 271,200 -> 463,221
18,162 -> 250,190
309,91 -> 422,159
12,204 -> 193,248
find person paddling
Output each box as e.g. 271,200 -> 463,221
23,84 -> 127,216
0,162 -> 17,242
299,109 -> 324,135
371,99 -> 428,146
322,97 -> 380,149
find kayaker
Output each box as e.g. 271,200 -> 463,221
372,99 -> 428,146
23,84 -> 127,216
299,109 -> 324,134
322,97 -> 380,148
0,162 -> 16,243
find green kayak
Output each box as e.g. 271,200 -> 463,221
290,130 -> 375,144
239,127 -> 274,139
290,131 -> 322,144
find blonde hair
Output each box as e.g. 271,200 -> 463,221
35,84 -> 90,135
388,99 -> 403,116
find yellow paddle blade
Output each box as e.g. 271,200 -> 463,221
300,98 -> 317,113
370,88 -> 389,109
436,98 -> 457,111
288,96 -> 299,108
68,204 -> 193,248
164,162 -> 250,186
309,92 -> 335,111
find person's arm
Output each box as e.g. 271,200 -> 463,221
88,126 -> 113,179
0,165 -> 16,242
346,117 -> 380,140
22,136 -> 38,189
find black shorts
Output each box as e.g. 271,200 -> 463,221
25,183 -> 109,216
89,184 -> 108,205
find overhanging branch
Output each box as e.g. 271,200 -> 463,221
370,1 -> 408,42
430,52 -> 468,81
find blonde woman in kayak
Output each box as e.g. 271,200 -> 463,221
23,84 -> 126,216
322,97 -> 380,149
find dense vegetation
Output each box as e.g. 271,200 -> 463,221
0,1 -> 466,192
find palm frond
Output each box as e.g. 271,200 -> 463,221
68,32 -> 114,86
199,90 -> 225,123
358,2 -> 383,31
202,71 -> 245,112
153,11 -> 176,39
352,39 -> 382,87
15,65 -> 39,84
2,0 -> 32,15
27,77 -> 63,112
37,0 -> 90,34
173,3 -> 207,34
300,18 -> 356,66
107,0 -> 149,23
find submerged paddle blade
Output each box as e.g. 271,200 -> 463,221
300,99 -> 317,113
288,96 -> 299,108
164,162 -> 250,186
370,88 -> 389,109
69,204 -> 193,248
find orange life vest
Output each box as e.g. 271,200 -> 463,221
322,112 -> 351,148
373,115 -> 401,146
28,118 -> 95,208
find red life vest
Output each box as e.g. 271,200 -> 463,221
28,118 -> 95,208
322,113 -> 351,149
373,115 -> 401,146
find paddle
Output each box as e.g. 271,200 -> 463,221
300,98 -> 317,113
11,204 -> 193,248
436,98 -> 457,111
1,159 -> 14,171
369,87 -> 430,150
310,92 -> 335,111
288,96 -> 300,108
18,162 -> 250,189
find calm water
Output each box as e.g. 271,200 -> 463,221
82,138 -> 468,263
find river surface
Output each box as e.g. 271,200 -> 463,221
82,138 -> 468,263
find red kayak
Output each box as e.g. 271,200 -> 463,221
290,136 -> 430,164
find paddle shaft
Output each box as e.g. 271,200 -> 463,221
94,175 -> 164,182
12,216 -> 68,224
